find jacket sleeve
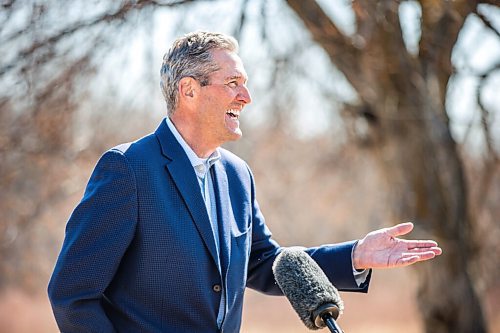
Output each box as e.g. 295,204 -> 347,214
48,149 -> 138,332
245,166 -> 371,296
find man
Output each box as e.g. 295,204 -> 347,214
48,31 -> 442,333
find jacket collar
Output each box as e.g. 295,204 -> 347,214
154,118 -> 231,277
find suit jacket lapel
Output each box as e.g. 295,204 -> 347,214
155,120 -> 219,268
212,161 -> 231,279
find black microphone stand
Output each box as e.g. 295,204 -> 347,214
322,314 -> 343,333
313,303 -> 344,333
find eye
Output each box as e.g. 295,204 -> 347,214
226,80 -> 238,88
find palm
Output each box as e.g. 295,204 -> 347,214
354,222 -> 442,270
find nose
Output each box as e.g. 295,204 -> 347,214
237,85 -> 252,105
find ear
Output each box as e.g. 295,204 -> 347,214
179,77 -> 199,100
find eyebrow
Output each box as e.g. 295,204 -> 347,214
226,74 -> 248,83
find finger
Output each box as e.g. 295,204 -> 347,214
406,246 -> 443,256
432,247 -> 443,255
406,240 -> 439,249
386,222 -> 414,237
398,255 -> 420,267
405,241 -> 443,256
405,247 -> 442,256
406,251 -> 436,261
396,251 -> 436,267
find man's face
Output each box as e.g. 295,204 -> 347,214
196,49 -> 252,146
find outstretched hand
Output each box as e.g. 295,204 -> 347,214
353,222 -> 442,270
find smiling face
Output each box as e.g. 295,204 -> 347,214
195,49 -> 252,147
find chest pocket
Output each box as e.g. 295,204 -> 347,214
231,220 -> 251,254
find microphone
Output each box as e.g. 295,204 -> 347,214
272,248 -> 344,332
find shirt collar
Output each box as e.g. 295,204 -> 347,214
165,117 -> 220,177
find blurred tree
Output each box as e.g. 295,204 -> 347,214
0,0 -> 192,289
285,1 -> 499,332
0,0 -> 498,332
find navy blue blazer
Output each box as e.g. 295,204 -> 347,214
48,119 -> 369,332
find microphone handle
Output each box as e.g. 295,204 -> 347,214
322,314 -> 344,333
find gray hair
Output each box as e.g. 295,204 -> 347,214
160,31 -> 239,115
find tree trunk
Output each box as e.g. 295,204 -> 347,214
286,0 -> 488,331
370,91 -> 487,333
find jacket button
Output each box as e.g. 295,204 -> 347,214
213,284 -> 222,293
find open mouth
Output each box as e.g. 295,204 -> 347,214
226,109 -> 240,119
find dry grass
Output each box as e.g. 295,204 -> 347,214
2,268 -> 497,332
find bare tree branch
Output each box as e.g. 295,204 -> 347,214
478,0 -> 500,5
475,9 -> 500,39
233,0 -> 250,41
473,63 -> 500,215
419,0 -> 477,109
285,0 -> 363,91
477,64 -> 500,158
0,0 -> 203,76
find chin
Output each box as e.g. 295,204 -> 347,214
228,132 -> 242,141
224,127 -> 243,141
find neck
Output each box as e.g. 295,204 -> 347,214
169,115 -> 217,158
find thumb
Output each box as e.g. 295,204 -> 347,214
386,222 -> 414,237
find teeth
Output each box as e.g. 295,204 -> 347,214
226,109 -> 240,118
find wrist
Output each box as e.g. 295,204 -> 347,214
353,240 -> 365,270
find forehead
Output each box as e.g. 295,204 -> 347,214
209,49 -> 248,81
